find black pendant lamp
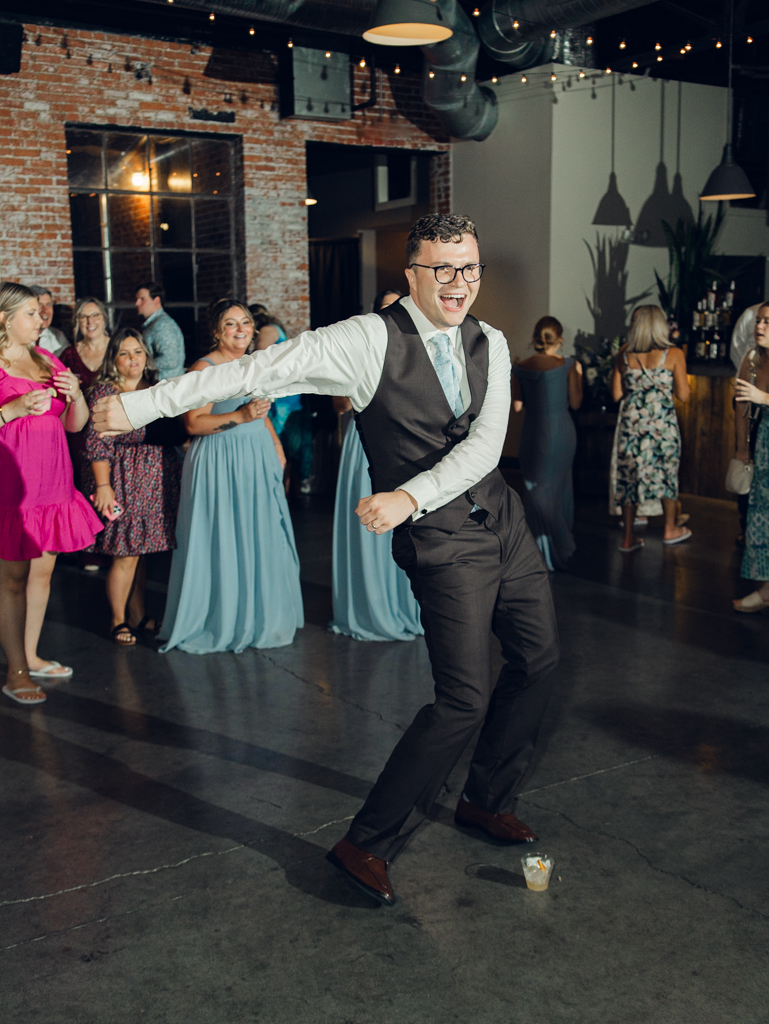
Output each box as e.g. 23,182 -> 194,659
700,0 -> 755,202
363,0 -> 453,47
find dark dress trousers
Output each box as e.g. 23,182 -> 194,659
347,301 -> 560,862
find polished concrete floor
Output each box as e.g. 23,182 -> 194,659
2,491 -> 769,1024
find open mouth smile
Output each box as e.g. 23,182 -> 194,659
439,294 -> 466,311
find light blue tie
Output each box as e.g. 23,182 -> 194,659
432,332 -> 464,418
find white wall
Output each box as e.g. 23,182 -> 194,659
454,65 -> 769,363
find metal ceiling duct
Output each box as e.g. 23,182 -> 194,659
144,0 -> 657,139
479,0 -> 656,65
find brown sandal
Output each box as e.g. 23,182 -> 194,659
111,622 -> 136,646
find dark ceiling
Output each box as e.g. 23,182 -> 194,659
0,0 -> 767,86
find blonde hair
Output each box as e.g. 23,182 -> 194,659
532,316 -> 563,353
0,281 -> 52,377
72,296 -> 110,343
626,305 -> 672,352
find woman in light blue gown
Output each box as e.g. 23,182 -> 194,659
160,301 -> 303,654
329,290 -> 423,642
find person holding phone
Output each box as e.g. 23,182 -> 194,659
83,329 -> 180,645
0,282 -> 101,705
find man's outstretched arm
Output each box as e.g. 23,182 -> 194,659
93,317 -> 378,435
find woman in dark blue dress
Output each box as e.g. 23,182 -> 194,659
511,316 -> 583,571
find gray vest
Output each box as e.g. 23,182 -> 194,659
355,299 -> 509,534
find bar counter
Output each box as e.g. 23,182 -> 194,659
676,363 -> 735,501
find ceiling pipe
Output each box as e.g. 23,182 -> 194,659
143,0 -> 658,139
479,0 -> 657,65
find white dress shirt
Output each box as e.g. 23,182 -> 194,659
120,294 -> 512,520
37,326 -> 69,357
731,304 -> 760,371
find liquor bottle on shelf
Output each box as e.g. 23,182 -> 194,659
707,281 -> 717,312
726,280 -> 735,309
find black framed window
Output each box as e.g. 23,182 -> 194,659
66,127 -> 240,358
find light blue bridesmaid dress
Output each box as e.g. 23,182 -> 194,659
330,419 -> 423,642
160,388 -> 304,654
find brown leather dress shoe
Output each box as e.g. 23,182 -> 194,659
455,798 -> 538,843
327,836 -> 396,905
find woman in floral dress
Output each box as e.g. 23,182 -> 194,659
733,301 -> 769,612
83,329 -> 180,645
610,305 -> 691,553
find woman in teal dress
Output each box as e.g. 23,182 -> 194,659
329,289 -> 423,641
733,301 -> 769,612
160,300 -> 303,653
512,316 -> 583,571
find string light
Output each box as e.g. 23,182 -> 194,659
657,55 -> 663,62
359,58 -> 366,67
550,30 -> 556,38
605,67 -> 611,74
394,64 -> 400,74
472,7 -> 480,15
325,51 -> 331,58
521,74 -> 527,82
747,36 -> 753,43
491,76 -> 498,83
716,40 -> 722,48
619,40 -> 626,49
586,36 -> 593,46
579,71 -> 585,78
287,38 -> 293,48
551,73 -> 557,80
632,61 -> 638,68
680,48 -> 686,54
209,12 -> 215,20
428,70 -> 434,78
460,74 -> 467,81
655,42 -> 661,51
249,26 -> 254,35
685,42 -> 691,50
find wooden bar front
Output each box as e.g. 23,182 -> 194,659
676,367 -> 735,501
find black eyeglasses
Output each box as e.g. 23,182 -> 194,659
409,263 -> 485,284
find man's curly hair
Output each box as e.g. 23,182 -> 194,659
406,214 -> 479,266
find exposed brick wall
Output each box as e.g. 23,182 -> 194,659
0,25 -> 451,337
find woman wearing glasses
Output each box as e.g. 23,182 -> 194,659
733,301 -> 769,612
61,298 -> 111,391
330,290 -> 423,642
512,316 -> 583,570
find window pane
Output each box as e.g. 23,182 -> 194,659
73,251 -> 105,300
158,251 -> 194,301
150,137 -> 192,193
109,194 -> 151,248
107,134 -> 149,191
111,252 -> 152,302
70,193 -> 102,247
196,253 -> 232,303
110,306 -> 144,333
155,197 -> 192,248
165,306 -> 196,366
66,130 -> 104,189
194,199 -> 230,249
192,139 -> 231,195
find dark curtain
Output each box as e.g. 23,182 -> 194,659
309,237 -> 360,330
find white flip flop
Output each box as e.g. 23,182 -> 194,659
663,528 -> 692,546
3,685 -> 47,706
619,540 -> 644,553
28,660 -> 73,680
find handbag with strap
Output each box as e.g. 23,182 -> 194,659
726,349 -> 758,495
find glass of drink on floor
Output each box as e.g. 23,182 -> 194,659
521,853 -> 554,891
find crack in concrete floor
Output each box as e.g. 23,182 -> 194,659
521,797 -> 769,922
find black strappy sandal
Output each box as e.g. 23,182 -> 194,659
111,622 -> 136,646
134,615 -> 162,637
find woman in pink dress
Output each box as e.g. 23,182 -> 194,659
0,283 -> 102,705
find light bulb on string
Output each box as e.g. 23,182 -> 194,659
716,40 -> 722,48
473,8 -> 480,16
655,42 -> 661,51
460,74 -> 467,81
359,58 -> 366,67
551,73 -> 557,81
657,55 -> 663,62
491,76 -> 497,83
550,30 -> 556,39
619,40 -> 626,49
579,70 -> 585,78
685,42 -> 691,50
605,67 -> 611,74
209,12 -> 215,20
521,74 -> 527,82
325,51 -> 331,58
249,26 -> 255,35
747,36 -> 753,43
680,48 -> 686,55
428,69 -> 434,78
632,61 -> 638,68
513,20 -> 519,29
394,64 -> 400,74
287,38 -> 293,48
586,36 -> 593,46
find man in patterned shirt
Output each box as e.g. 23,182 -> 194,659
135,282 -> 186,380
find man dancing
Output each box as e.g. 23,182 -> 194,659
94,214 -> 560,905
